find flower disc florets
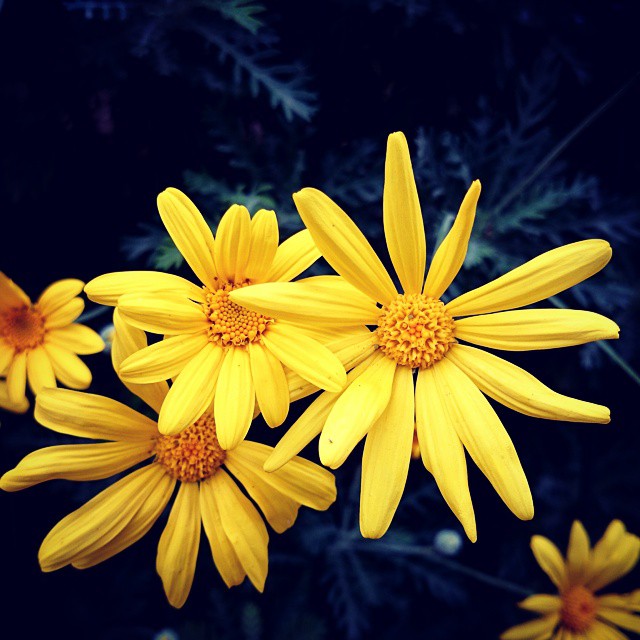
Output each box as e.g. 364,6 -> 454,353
560,585 -> 597,632
0,305 -> 46,352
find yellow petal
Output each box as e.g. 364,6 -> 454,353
587,533 -> 640,592
500,615 -> 560,640
424,180 -> 481,298
35,387 -> 158,441
436,357 -> 534,520
158,343 -> 224,435
0,272 -> 30,309
455,309 -> 619,351
597,609 -> 640,633
589,620 -> 631,640
566,520 -> 591,585
415,365 -> 477,542
47,324 -> 105,355
446,345 -> 610,423
319,352 -> 396,469
157,188 -> 217,289
214,347 -> 255,450
245,209 -> 279,282
587,521 -> 626,583
262,322 -> 346,392
229,276 -> 381,326
26,347 -> 56,395
518,595 -> 562,614
156,481 -> 201,608
598,592 -> 640,613
249,342 -> 289,428
119,332 -> 209,384
85,270 -> 205,306
447,239 -> 612,317
37,279 -> 84,316
265,229 -> 320,282
0,381 -> 28,413
213,204 -> 252,283
118,293 -> 207,335
44,297 -> 84,329
360,364 -> 414,538
531,535 -> 568,590
43,343 -> 92,389
383,131 -> 426,294
293,187 -> 397,304
7,350 -> 27,404
0,341 -> 15,374
0,440 -> 155,491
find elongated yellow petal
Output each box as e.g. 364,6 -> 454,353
319,352 -> 396,469
85,271 -> 205,306
230,276 -> 381,326
383,132 -> 426,294
43,343 -> 92,389
26,347 -> 56,395
500,615 -> 560,640
119,332 -> 209,383
156,481 -> 201,608
0,440 -> 155,491
587,520 -> 626,583
265,229 -> 320,282
0,341 -> 15,374
35,387 -> 157,440
0,381 -> 28,413
214,347 -> 255,450
262,322 -> 346,392
566,520 -> 591,585
598,592 -> 640,612
293,187 -> 397,304
518,595 -> 561,614
44,297 -> 84,329
0,272 -> 30,309
424,180 -> 481,298
531,535 -> 568,590
415,365 -> 477,542
455,309 -> 619,351
213,204 -> 252,283
157,188 -> 217,289
248,342 -> 289,428
158,343 -> 224,435
587,533 -> 640,592
446,345 -> 610,423
37,279 -> 84,316
47,324 -> 105,355
436,357 -> 534,520
447,240 -> 612,317
7,350 -> 27,404
360,364 -> 414,538
589,620 -> 632,640
245,209 -> 279,282
597,609 -> 640,633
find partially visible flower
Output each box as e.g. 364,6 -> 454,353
0,274 -> 104,409
0,311 -> 336,608
434,529 -> 463,557
502,520 -> 640,640
84,189 -> 358,449
100,322 -> 115,353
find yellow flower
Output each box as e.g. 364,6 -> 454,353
502,520 -> 640,640
0,273 -> 104,409
230,131 -> 618,541
0,310 -> 336,608
85,189 -> 352,449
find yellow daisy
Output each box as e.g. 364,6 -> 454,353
84,188 -> 352,449
0,310 -> 336,608
229,131 -> 618,541
0,273 -> 104,409
502,520 -> 640,640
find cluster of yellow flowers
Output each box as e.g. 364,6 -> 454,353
1,132 -> 637,635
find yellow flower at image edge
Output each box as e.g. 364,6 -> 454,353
502,520 -> 640,640
0,274 -> 104,410
0,314 -> 336,608
84,189 -> 357,450
230,131 -> 619,542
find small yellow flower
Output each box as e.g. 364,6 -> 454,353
85,189 -> 355,449
230,131 -> 618,541
502,520 -> 640,640
0,311 -> 336,608
0,273 -> 104,410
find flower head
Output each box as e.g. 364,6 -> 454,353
0,311 -> 336,608
85,189 -> 354,449
0,273 -> 104,410
502,520 -> 640,640
230,131 -> 618,540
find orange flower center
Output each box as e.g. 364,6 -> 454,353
0,305 -> 46,352
375,294 -> 456,369
560,585 -> 598,632
203,282 -> 273,347
155,414 -> 226,483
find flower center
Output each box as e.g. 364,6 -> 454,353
203,282 -> 273,347
375,294 -> 456,369
155,414 -> 226,483
560,586 -> 597,632
0,305 -> 46,352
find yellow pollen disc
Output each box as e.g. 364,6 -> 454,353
0,305 -> 46,352
203,282 -> 273,347
155,414 -> 226,483
375,294 -> 456,369
560,585 -> 597,633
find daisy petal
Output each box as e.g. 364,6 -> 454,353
598,593 -> 640,613
37,279 -> 84,316
587,533 -> 640,592
446,345 -> 610,423
265,229 -> 321,282
566,520 -> 591,585
518,595 -> 561,614
157,481 -> 201,608
213,204 -> 252,283
597,609 -> 640,634
293,187 -> 397,304
0,381 -> 28,413
43,343 -> 92,389
383,131 -> 426,294
589,620 -> 631,640
245,209 -> 279,282
157,188 -> 217,289
26,347 -> 56,395
424,180 -> 481,298
360,364 -> 414,538
587,521 -> 626,582
44,297 -> 84,329
530,535 -> 568,590
47,324 -> 105,355
500,615 -> 560,640
455,309 -> 619,351
249,342 -> 289,428
447,240 -> 612,317
0,341 -> 15,374
7,350 -> 27,404
0,272 -> 30,309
